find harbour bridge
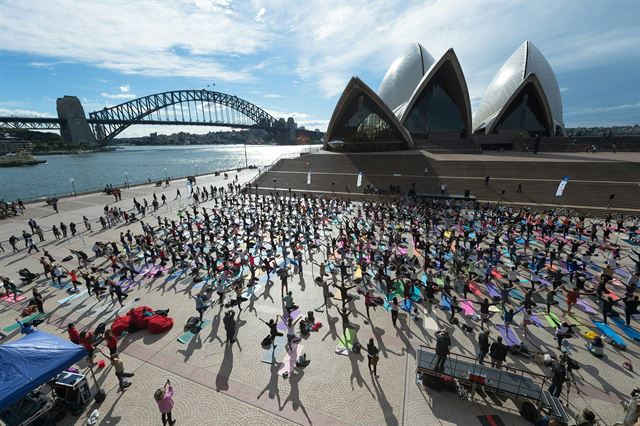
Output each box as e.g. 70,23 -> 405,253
0,90 -> 314,145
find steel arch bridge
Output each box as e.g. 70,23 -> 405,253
89,89 -> 285,142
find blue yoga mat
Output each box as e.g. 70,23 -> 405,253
610,317 -> 640,341
592,320 -> 627,347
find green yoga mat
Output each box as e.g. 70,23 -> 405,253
338,328 -> 357,350
177,319 -> 212,344
2,313 -> 46,333
544,313 -> 561,328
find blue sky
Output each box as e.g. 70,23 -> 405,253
0,0 -> 639,137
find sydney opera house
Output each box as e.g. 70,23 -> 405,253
324,41 -> 565,151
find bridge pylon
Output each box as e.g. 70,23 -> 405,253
56,96 -> 97,146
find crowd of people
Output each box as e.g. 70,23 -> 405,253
1,174 -> 640,426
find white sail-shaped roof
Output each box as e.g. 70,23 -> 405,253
473,41 -> 563,134
377,43 -> 435,112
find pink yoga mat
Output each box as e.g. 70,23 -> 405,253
0,294 -> 25,302
460,300 -> 476,316
278,343 -> 304,376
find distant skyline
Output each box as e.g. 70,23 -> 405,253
1,0 -> 639,137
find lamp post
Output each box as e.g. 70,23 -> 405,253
69,178 -> 76,196
332,181 -> 335,195
243,133 -> 248,168
164,168 -> 168,181
255,182 -> 258,198
124,172 -> 129,189
194,164 -> 198,177
273,178 -> 276,191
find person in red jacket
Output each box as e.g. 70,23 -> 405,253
104,329 -> 118,356
79,331 -> 95,363
68,323 -> 80,344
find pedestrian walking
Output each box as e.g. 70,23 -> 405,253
223,310 -> 237,343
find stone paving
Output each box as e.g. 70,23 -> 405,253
1,168 -> 639,426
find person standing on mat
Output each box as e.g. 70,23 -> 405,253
623,295 -> 640,326
285,315 -> 302,351
195,293 -> 209,321
434,330 -> 451,371
260,316 -> 283,343
154,379 -> 176,426
32,288 -> 44,313
367,338 -> 380,378
601,296 -> 618,325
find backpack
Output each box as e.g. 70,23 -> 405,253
261,335 -> 273,347
185,317 -> 199,332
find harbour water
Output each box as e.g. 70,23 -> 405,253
0,144 -> 310,201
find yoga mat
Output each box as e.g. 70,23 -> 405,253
2,313 -> 46,333
57,290 -> 87,304
177,319 -> 212,344
468,281 -> 481,296
610,317 -> 640,341
478,415 -> 506,426
510,288 -> 525,302
277,309 -> 301,331
529,314 -> 545,328
576,299 -> 597,315
592,320 -> 627,347
439,296 -> 451,311
554,294 -> 568,310
460,300 -> 476,317
491,270 -> 504,280
278,343 -> 304,376
261,334 -> 288,364
401,298 -> 414,312
496,324 -> 521,346
423,316 -> 439,331
544,313 -> 561,327
338,328 -> 357,350
486,284 -> 501,299
0,294 -> 26,302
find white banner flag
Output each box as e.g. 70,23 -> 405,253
307,172 -> 311,185
555,176 -> 569,197
356,172 -> 363,187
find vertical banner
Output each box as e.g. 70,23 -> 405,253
356,172 -> 363,187
555,176 -> 569,197
307,172 -> 311,185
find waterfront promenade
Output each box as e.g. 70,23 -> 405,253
1,166 -> 639,426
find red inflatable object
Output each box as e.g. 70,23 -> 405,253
111,316 -> 131,337
148,316 -> 174,334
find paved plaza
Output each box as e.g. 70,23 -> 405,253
1,168 -> 639,426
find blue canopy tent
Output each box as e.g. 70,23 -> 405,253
0,331 -> 87,411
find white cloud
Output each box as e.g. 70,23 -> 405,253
119,85 -> 130,93
255,7 -> 266,22
101,92 -> 136,100
0,0 -> 271,82
262,93 -> 282,98
565,102 -> 640,116
0,107 -> 50,117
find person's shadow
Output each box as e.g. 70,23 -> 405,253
280,367 -> 311,425
215,342 -> 234,391
257,358 -> 282,408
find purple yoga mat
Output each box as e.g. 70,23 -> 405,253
277,309 -> 301,331
486,283 -> 501,298
576,299 -> 597,315
496,324 -> 522,346
530,314 -> 545,328
616,268 -> 631,278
